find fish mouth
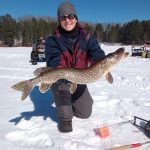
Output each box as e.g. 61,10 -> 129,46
111,47 -> 126,60
105,47 -> 128,62
114,47 -> 125,56
107,47 -> 125,58
115,47 -> 129,59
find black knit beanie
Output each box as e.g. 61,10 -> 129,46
57,2 -> 77,18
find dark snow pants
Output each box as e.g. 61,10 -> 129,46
51,81 -> 93,121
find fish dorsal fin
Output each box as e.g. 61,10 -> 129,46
106,72 -> 113,84
39,83 -> 52,93
70,83 -> 77,94
33,67 -> 52,76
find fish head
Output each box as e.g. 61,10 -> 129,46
101,48 -> 128,75
104,47 -> 129,65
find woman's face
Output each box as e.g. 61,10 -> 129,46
59,14 -> 77,31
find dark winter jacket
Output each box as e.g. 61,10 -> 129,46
45,25 -> 105,69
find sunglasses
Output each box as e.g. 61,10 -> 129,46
59,14 -> 76,22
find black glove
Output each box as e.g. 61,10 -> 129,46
56,79 -> 71,84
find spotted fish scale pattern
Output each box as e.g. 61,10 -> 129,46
11,48 -> 128,100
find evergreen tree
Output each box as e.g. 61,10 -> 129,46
1,14 -> 16,46
119,24 -> 126,43
94,23 -> 104,42
0,14 -> 150,46
142,20 -> 150,43
124,20 -> 144,44
104,24 -> 112,42
83,23 -> 94,35
20,17 -> 35,46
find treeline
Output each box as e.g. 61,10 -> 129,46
0,14 -> 150,46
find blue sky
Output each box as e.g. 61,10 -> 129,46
0,0 -> 150,23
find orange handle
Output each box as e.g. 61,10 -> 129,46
107,143 -> 141,150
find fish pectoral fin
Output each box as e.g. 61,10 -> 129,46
123,52 -> 129,58
70,83 -> 77,94
106,72 -> 113,84
33,67 -> 52,76
39,83 -> 52,93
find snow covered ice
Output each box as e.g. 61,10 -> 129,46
0,45 -> 150,150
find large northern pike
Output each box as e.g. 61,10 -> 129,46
12,48 -> 128,100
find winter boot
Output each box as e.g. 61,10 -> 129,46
58,120 -> 72,133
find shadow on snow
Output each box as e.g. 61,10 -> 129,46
9,86 -> 58,125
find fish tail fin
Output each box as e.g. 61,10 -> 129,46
11,80 -> 28,91
11,80 -> 33,100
